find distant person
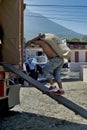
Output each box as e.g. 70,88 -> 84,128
63,59 -> 68,71
27,33 -> 67,95
9,72 -> 19,85
22,62 -> 30,86
23,62 -> 30,74
27,58 -> 39,80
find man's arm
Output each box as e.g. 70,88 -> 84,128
28,39 -> 45,47
26,33 -> 45,46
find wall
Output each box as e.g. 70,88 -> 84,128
70,49 -> 87,71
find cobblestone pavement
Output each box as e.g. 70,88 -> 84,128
0,70 -> 87,130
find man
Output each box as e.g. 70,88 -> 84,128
27,33 -> 64,95
27,58 -> 38,80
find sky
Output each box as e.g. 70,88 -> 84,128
24,0 -> 87,35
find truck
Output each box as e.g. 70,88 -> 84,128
0,0 -> 24,113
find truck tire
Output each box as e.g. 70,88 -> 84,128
0,98 -> 9,114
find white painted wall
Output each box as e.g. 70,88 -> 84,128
70,49 -> 87,71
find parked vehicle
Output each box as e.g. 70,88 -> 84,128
0,0 -> 24,113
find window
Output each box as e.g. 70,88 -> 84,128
75,51 -> 79,62
85,52 -> 87,62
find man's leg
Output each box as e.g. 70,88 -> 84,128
47,62 -> 64,95
57,81 -> 63,89
47,77 -> 54,84
48,77 -> 63,89
47,77 -> 59,92
42,57 -> 64,94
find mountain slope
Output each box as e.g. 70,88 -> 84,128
24,12 -> 85,40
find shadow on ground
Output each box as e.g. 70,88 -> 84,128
0,111 -> 87,130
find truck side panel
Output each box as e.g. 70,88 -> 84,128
0,0 -> 23,64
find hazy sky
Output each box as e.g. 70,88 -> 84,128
24,0 -> 87,35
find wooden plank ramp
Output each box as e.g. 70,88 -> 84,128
0,62 -> 87,120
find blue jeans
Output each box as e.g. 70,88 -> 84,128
42,56 -> 64,82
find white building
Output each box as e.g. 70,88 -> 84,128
26,45 -> 48,64
67,41 -> 87,72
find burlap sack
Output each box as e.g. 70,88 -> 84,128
40,33 -> 71,60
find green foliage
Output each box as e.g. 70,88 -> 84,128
68,38 -> 80,42
82,36 -> 87,42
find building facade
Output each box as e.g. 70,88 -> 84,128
67,41 -> 87,71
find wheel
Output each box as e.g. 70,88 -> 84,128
0,98 -> 9,114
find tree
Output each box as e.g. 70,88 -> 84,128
82,36 -> 87,42
68,38 -> 80,42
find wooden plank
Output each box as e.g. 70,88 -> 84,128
0,62 -> 87,120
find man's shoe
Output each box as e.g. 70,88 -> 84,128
54,90 -> 65,95
48,86 -> 58,92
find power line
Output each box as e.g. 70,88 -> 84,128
26,4 -> 87,8
26,8 -> 87,16
25,4 -> 87,23
26,5 -> 87,14
25,8 -> 87,21
25,14 -> 87,23
26,8 -> 87,13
